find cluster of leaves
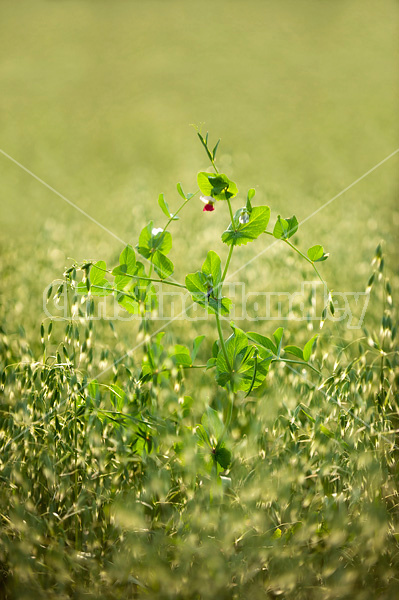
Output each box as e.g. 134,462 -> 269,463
59,132 -> 330,408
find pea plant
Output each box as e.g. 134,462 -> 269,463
55,130 -> 332,473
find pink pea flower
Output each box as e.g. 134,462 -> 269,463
200,195 -> 215,212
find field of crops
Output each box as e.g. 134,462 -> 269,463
1,1 -> 398,598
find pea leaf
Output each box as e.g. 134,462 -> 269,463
283,345 -> 304,360
110,384 -> 126,412
273,327 -> 284,355
307,244 -> 329,262
158,193 -> 179,220
192,335 -> 205,362
202,250 -> 222,289
116,292 -> 140,314
152,251 -> 174,279
119,245 -> 136,271
176,182 -> 194,201
185,271 -> 208,299
246,188 -> 255,211
222,206 -> 271,246
247,188 -> 256,201
206,357 -> 217,370
201,407 -> 224,444
171,344 -> 192,367
185,272 -> 231,316
215,446 -> 231,469
112,245 -> 137,289
247,332 -> 277,354
273,215 -> 299,240
216,325 -> 271,392
307,245 -> 323,262
77,261 -> 113,296
186,252 -> 230,315
137,221 -> 172,258
197,172 -> 238,201
116,262 -> 157,313
303,334 -> 318,361
196,424 -> 211,447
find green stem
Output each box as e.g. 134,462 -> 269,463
227,198 -> 236,231
272,357 -> 321,375
93,258 -> 187,288
221,245 -> 234,284
211,158 -> 219,173
284,239 -> 326,287
264,231 -> 328,289
164,190 -> 199,231
215,311 -> 230,372
100,270 -> 187,289
140,304 -> 155,371
218,388 -> 235,446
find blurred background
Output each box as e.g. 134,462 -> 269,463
0,0 -> 398,346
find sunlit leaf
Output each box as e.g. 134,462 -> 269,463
222,206 -> 270,246
197,172 -> 238,201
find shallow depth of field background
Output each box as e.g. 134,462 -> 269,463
0,0 -> 398,345
0,1 -> 398,599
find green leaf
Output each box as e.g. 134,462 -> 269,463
119,245 -> 136,270
185,271 -> 208,302
272,528 -> 282,540
206,357 -> 217,370
158,193 -> 179,220
133,261 -> 153,294
221,206 -> 271,246
113,245 -> 137,289
197,172 -> 238,201
307,245 -> 324,262
216,325 -> 271,392
246,188 -> 255,211
206,297 -> 232,316
320,424 -> 334,439
116,261 -> 157,314
185,270 -> 231,316
284,345 -> 304,360
273,327 -> 284,355
212,139 -> 220,159
201,407 -> 224,444
110,385 -> 126,412
215,446 -> 231,469
152,251 -> 174,279
171,344 -> 192,367
202,250 -> 222,289
197,132 -> 213,163
77,261 -> 113,296
176,182 -> 186,200
192,335 -> 205,362
273,215 -> 298,240
247,188 -> 256,202
307,245 -> 329,262
137,221 -> 172,258
90,261 -> 107,286
247,332 -> 277,354
196,423 -> 211,447
116,292 -> 141,314
88,379 -> 99,402
303,334 -> 318,361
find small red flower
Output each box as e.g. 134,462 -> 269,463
200,195 -> 215,213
